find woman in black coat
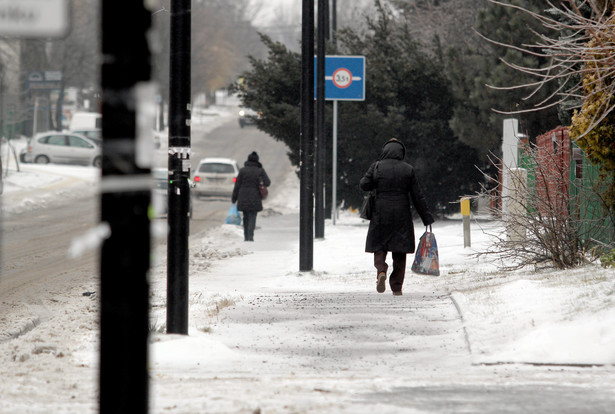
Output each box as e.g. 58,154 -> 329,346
232,151 -> 271,241
359,138 -> 434,295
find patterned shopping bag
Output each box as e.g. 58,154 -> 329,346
411,226 -> 440,276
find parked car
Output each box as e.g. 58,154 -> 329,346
24,131 -> 102,167
238,108 -> 259,128
152,167 -> 192,218
192,157 -> 239,198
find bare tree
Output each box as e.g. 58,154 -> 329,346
482,0 -> 615,132
390,0 -> 489,51
253,0 -> 376,52
151,0 -> 266,104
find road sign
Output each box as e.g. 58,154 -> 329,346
26,71 -> 63,91
0,0 -> 70,38
314,55 -> 365,101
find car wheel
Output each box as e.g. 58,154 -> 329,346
93,156 -> 102,168
35,155 -> 50,164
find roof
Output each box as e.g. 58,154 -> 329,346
197,157 -> 237,164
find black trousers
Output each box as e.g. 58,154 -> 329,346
374,251 -> 407,293
242,211 -> 258,241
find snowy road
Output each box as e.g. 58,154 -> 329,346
0,112 -> 292,340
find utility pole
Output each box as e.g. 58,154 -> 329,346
315,0 -> 326,239
100,1 -> 151,413
300,0 -> 315,271
167,0 -> 192,335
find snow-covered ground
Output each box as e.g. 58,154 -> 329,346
1,108 -> 614,412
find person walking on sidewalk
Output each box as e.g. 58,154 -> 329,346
359,138 -> 434,296
232,151 -> 271,241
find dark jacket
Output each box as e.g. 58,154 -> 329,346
359,139 -> 434,253
232,157 -> 271,212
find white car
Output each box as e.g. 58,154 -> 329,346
69,112 -> 102,131
192,157 -> 239,198
25,131 -> 102,167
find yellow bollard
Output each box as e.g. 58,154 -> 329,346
461,197 -> 471,248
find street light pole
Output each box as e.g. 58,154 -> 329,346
167,0 -> 191,334
300,0 -> 315,271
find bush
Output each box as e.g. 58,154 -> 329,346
601,248 -> 615,268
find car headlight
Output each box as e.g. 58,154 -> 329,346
239,110 -> 246,117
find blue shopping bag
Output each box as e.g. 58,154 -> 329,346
411,225 -> 440,276
225,203 -> 242,225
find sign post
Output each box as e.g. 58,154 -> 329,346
313,56 -> 365,224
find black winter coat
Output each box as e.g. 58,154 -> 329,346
360,139 -> 434,253
232,160 -> 271,212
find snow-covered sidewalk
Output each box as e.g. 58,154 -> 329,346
145,204 -> 615,413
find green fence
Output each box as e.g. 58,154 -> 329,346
569,143 -> 614,247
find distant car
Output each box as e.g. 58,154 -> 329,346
152,168 -> 192,218
24,131 -> 102,167
192,157 -> 239,198
69,112 -> 102,131
238,108 -> 259,128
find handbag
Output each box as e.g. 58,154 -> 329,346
360,161 -> 379,220
360,191 -> 375,220
411,225 -> 440,276
258,179 -> 268,199
225,203 -> 242,225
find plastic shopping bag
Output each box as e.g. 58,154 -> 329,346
225,203 -> 242,225
411,225 -> 440,276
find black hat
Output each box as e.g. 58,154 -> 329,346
248,151 -> 259,162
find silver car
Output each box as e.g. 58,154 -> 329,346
25,131 -> 102,167
192,157 -> 239,198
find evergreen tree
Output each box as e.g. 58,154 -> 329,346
236,4 -> 481,215
444,0 -> 563,158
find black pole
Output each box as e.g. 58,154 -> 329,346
315,0 -> 326,239
332,0 -> 337,46
100,1 -> 151,413
324,0 -> 330,41
300,0 -> 315,271
167,0 -> 191,334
